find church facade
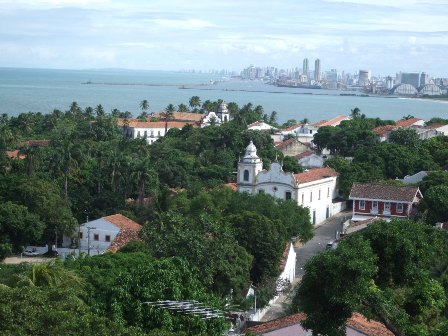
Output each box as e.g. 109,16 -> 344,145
237,141 -> 342,225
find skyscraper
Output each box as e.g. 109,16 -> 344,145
303,58 -> 309,78
314,59 -> 321,81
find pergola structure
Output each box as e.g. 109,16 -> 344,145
143,300 -> 224,320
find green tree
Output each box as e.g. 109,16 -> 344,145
419,185 -> 448,224
389,128 -> 420,148
189,96 -> 201,111
282,156 -> 303,174
139,99 -> 150,115
178,103 -> 189,112
0,201 -> 45,259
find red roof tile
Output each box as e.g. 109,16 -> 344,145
126,121 -> 197,129
151,111 -> 203,122
372,125 -> 397,136
224,182 -> 238,191
294,150 -> 316,160
246,312 -> 394,336
104,214 -> 142,253
312,115 -> 349,127
349,183 -> 421,202
6,150 -> 25,160
282,123 -> 303,132
294,167 -> 338,184
395,117 -> 423,127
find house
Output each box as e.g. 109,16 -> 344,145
395,117 -> 425,128
248,121 -> 276,131
296,151 -> 325,169
237,141 -> 343,225
274,138 -> 309,157
63,214 -> 141,255
312,115 -> 350,127
372,125 -> 398,142
349,183 -> 423,221
119,120 -> 198,144
400,171 -> 428,184
245,312 -> 394,336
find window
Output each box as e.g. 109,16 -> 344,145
105,235 -> 111,242
258,189 -> 264,194
94,233 -> 99,241
144,130 -> 147,138
359,200 -> 365,210
384,202 -> 391,213
137,131 -> 141,138
318,189 -> 321,200
285,191 -> 292,200
310,191 -> 313,202
150,130 -> 154,137
78,232 -> 83,239
243,170 -> 249,181
327,187 -> 330,198
158,130 -> 161,136
397,203 -> 403,213
301,193 -> 304,205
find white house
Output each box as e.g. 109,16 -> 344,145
63,214 -> 141,255
236,141 -> 342,225
119,120 -> 197,144
247,121 -> 276,131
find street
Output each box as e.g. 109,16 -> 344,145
260,210 -> 351,322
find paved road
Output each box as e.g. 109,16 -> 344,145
260,210 -> 351,322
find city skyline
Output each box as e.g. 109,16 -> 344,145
0,0 -> 447,76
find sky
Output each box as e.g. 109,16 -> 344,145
0,0 -> 447,77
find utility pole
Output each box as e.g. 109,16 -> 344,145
87,226 -> 96,256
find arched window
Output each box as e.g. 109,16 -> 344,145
285,191 -> 292,200
243,169 -> 249,181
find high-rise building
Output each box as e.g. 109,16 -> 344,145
420,72 -> 429,87
314,59 -> 321,81
303,58 -> 309,78
358,70 -> 371,86
400,72 -> 420,89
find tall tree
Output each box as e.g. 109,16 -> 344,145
189,96 -> 201,110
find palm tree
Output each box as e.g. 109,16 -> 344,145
139,99 -> 150,116
69,101 -> 82,117
95,104 -> 105,117
178,103 -> 189,112
161,104 -> 175,134
300,117 -> 309,124
131,158 -> 156,205
189,96 -> 201,110
350,107 -> 361,119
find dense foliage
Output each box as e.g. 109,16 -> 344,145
293,219 -> 448,336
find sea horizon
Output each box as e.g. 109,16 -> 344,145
1,67 -> 447,123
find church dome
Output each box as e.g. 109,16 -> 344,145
244,141 -> 259,159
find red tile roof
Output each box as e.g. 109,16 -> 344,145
126,121 -> 197,129
224,182 -> 238,191
312,115 -> 349,127
274,138 -> 303,149
6,150 -> 25,160
372,125 -> 397,136
349,183 -> 422,202
116,118 -> 139,126
104,214 -> 142,253
151,111 -> 203,122
294,167 -> 338,184
246,312 -> 394,336
18,140 -> 50,147
282,123 -> 303,132
294,150 -> 316,160
395,117 -> 423,128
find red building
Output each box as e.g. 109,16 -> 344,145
349,183 -> 422,221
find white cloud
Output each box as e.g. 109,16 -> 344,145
152,18 -> 215,30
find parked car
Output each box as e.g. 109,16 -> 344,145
42,250 -> 59,257
326,241 -> 338,249
23,249 -> 39,257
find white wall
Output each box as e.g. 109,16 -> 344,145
78,218 -> 120,252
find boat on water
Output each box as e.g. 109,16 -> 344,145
276,82 -> 322,89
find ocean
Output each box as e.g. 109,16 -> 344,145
1,67 -> 447,123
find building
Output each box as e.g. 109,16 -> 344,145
119,120 -> 197,144
314,59 -> 321,81
62,214 -> 142,255
274,138 -> 309,157
245,312 -> 394,336
201,101 -> 231,127
420,72 -> 430,86
247,121 -> 277,131
150,111 -> 203,123
237,141 -> 342,225
358,69 -> 371,86
349,183 -> 422,221
303,58 -> 309,79
399,72 -> 420,88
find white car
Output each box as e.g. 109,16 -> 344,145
23,249 -> 39,257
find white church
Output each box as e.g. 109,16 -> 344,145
237,141 -> 345,225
